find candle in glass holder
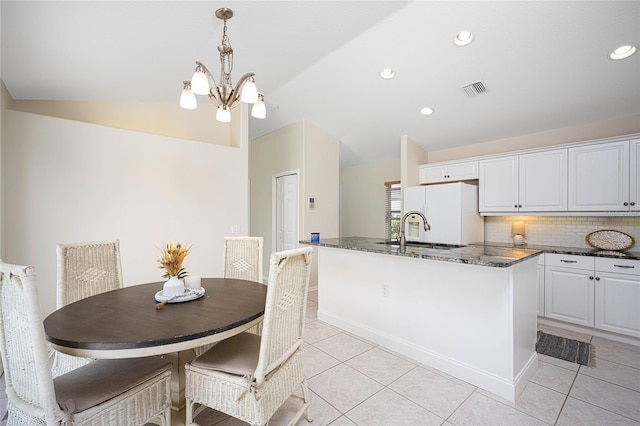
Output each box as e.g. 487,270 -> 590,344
185,275 -> 202,290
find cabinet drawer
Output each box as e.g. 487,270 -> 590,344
545,253 -> 594,269
595,257 -> 640,276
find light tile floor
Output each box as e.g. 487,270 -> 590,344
1,289 -> 639,425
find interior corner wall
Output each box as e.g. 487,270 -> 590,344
4,110 -> 249,317
340,158 -> 400,238
401,135 -> 427,188
302,120 -> 340,287
0,81 -> 10,260
250,121 -> 304,277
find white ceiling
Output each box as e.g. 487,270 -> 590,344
2,1 -> 639,166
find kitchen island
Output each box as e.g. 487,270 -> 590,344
305,237 -> 542,402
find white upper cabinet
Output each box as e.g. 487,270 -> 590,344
419,160 -> 478,184
568,140 -> 632,211
479,156 -> 518,212
630,139 -> 640,211
479,149 -> 567,213
519,149 -> 568,211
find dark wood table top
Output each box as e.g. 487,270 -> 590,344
44,278 -> 267,359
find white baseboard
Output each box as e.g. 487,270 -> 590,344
319,309 -> 532,402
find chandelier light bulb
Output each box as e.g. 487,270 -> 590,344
216,105 -> 231,123
180,82 -> 197,110
191,67 -> 210,95
251,94 -> 266,119
240,79 -> 259,103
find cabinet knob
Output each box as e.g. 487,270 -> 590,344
589,276 -> 594,280
624,202 -> 629,206
631,202 -> 636,206
518,204 -> 522,208
595,277 -> 601,281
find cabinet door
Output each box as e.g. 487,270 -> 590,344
536,264 -> 545,316
448,161 -> 479,181
419,161 -> 479,184
479,156 -> 518,212
630,139 -> 640,211
419,165 -> 447,184
519,149 -> 567,211
545,266 -> 594,327
568,141 -> 629,211
595,272 -> 640,338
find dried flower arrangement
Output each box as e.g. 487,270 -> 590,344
158,241 -> 191,279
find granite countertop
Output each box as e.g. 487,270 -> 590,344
301,237 -> 542,268
300,237 -> 640,267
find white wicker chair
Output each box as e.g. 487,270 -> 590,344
52,240 -> 124,377
0,262 -> 173,425
185,247 -> 313,426
223,236 -> 263,282
194,237 -> 264,358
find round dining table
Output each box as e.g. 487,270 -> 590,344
44,277 -> 267,359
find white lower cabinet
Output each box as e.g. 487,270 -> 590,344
594,258 -> 640,338
543,254 -> 640,338
545,262 -> 595,327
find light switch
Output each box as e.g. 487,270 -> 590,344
231,224 -> 241,234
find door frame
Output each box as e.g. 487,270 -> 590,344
272,169 -> 300,254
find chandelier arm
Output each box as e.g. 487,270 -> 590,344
195,61 -> 219,96
206,94 -> 221,108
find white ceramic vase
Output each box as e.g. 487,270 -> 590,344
163,276 -> 185,298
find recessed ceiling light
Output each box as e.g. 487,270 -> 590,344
420,107 -> 434,116
454,30 -> 474,46
379,68 -> 396,79
610,45 -> 637,60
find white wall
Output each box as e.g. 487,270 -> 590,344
250,121 -> 304,263
340,158 -> 400,238
400,135 -> 427,188
4,110 -> 249,316
249,120 -> 339,285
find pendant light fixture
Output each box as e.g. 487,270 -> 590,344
179,8 -> 265,122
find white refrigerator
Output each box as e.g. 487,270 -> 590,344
403,182 -> 484,245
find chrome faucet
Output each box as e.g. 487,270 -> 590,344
397,210 -> 431,247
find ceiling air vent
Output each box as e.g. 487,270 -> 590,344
460,81 -> 487,98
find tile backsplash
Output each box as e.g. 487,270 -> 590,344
484,216 -> 640,248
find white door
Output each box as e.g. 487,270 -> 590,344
275,173 -> 298,251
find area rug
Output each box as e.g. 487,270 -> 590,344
536,330 -> 595,366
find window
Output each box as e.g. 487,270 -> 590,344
385,182 -> 401,241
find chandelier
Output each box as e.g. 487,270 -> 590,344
179,8 -> 265,123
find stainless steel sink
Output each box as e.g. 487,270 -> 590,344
376,241 -> 465,250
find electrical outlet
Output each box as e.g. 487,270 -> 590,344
382,284 -> 389,298
231,224 -> 241,234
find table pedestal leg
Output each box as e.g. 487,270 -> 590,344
164,349 -> 196,410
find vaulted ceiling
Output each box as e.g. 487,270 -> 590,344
2,1 -> 639,166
